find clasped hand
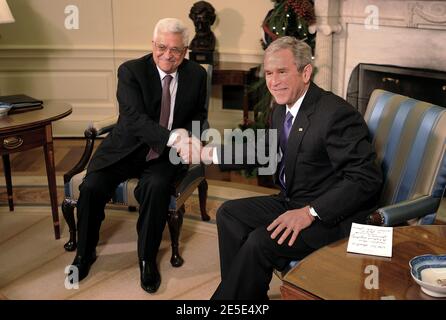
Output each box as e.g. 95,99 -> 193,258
171,129 -> 213,164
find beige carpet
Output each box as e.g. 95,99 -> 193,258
1,177 -> 444,300
0,180 -> 282,300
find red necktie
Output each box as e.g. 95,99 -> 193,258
146,74 -> 173,161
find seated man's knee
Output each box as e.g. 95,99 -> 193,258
216,200 -> 238,224
245,228 -> 271,250
79,173 -> 109,199
135,175 -> 172,201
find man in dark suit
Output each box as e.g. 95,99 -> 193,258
70,18 -> 208,294
197,36 -> 382,299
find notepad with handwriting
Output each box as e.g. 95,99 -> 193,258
347,223 -> 393,258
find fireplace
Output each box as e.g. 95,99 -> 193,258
347,63 -> 446,115
312,0 -> 446,107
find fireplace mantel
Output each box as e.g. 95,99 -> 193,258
313,0 -> 446,98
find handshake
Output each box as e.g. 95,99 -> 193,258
170,128 -> 214,164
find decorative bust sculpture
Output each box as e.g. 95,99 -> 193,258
189,1 -> 216,54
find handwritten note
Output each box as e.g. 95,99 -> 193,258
347,223 -> 393,257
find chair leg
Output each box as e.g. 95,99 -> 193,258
167,207 -> 184,267
62,199 -> 77,252
198,179 -> 210,221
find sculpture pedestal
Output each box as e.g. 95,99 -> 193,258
189,50 -> 218,66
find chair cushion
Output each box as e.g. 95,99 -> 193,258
64,170 -> 86,202
64,164 -> 204,211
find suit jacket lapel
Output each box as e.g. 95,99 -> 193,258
276,105 -> 286,148
284,82 -> 319,192
173,62 -> 186,125
146,55 -> 163,112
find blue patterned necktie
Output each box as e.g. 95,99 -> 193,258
279,112 -> 294,190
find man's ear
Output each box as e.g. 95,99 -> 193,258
302,64 -> 313,84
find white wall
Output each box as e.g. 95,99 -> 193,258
0,0 -> 272,136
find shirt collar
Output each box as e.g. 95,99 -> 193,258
156,66 -> 178,82
286,89 -> 308,119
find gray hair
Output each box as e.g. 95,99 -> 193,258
153,18 -> 189,47
265,36 -> 313,72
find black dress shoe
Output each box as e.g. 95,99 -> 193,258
71,250 -> 97,282
139,260 -> 161,293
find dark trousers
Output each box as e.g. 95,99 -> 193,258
76,145 -> 186,261
211,195 -> 315,300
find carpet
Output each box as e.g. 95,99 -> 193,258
0,178 -> 281,300
0,176 -> 277,222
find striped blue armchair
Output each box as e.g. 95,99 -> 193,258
365,89 -> 446,226
62,64 -> 213,268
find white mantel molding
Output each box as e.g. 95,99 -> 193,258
338,1 -> 446,30
314,0 -> 446,96
313,0 -> 343,91
409,1 -> 446,28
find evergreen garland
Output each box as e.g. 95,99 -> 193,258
244,0 -> 316,130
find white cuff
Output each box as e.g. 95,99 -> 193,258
167,132 -> 178,147
212,147 -> 219,164
309,206 -> 319,219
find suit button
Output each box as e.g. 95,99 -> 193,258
285,197 -> 290,202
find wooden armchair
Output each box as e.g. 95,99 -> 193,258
62,64 -> 213,268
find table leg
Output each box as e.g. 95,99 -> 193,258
44,124 -> 60,240
2,154 -> 14,211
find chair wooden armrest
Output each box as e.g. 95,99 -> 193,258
90,115 -> 119,136
63,116 -> 118,184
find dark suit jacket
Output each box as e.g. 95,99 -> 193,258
87,54 -> 208,173
220,82 -> 383,249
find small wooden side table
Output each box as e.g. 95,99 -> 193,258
0,102 -> 72,239
281,225 -> 446,300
